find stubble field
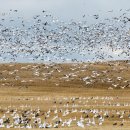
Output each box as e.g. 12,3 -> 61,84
0,60 -> 129,130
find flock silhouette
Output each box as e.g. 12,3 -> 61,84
0,9 -> 130,63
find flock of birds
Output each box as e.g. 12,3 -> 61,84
0,9 -> 130,63
0,9 -> 130,129
0,61 -> 129,89
0,95 -> 130,128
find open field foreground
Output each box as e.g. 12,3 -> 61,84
0,61 -> 129,129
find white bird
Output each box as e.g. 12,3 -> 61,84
91,117 -> 96,125
26,124 -> 32,129
77,121 -> 84,128
52,115 -> 58,120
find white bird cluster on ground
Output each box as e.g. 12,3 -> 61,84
0,62 -> 129,89
0,95 -> 129,128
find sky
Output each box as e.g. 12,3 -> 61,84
0,0 -> 130,21
0,0 -> 130,63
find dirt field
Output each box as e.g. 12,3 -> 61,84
0,61 -> 129,129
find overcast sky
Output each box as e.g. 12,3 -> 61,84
0,0 -> 129,63
0,0 -> 130,21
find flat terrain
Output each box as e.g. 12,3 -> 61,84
0,61 -> 129,129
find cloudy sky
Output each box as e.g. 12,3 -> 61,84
0,0 -> 130,21
0,0 -> 129,63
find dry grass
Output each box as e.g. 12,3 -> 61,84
0,61 -> 129,129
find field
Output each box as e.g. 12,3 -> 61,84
0,60 -> 129,130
